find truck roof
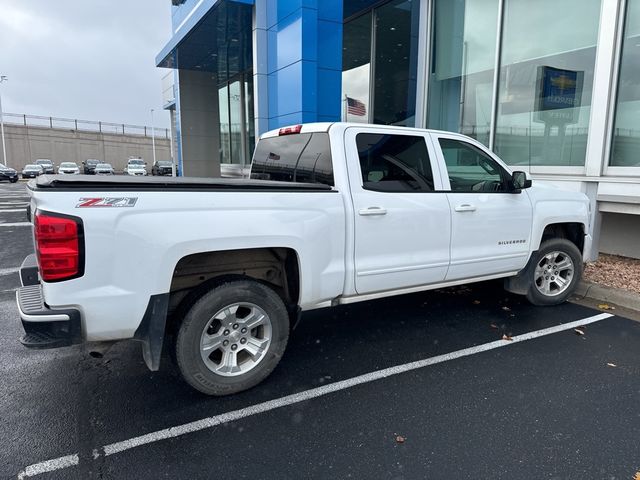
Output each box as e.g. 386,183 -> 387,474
260,122 -> 465,140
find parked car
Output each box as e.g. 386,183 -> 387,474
21,164 -> 44,179
152,160 -> 173,176
0,163 -> 19,183
82,159 -> 101,175
57,162 -> 80,175
35,159 -> 55,174
15,123 -> 591,397
124,158 -> 147,176
94,163 -> 115,175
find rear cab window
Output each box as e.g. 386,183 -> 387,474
250,133 -> 334,186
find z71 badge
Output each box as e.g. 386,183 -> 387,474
76,197 -> 138,208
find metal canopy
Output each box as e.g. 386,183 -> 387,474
156,0 -> 253,83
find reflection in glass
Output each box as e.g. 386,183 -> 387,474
427,0 -> 498,147
373,0 -> 420,126
494,0 -> 601,167
342,12 -> 372,124
218,85 -> 231,164
229,80 -> 243,165
611,0 -> 640,167
245,75 -> 255,162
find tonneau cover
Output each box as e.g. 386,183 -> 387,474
30,175 -> 333,191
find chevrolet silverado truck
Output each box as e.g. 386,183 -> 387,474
16,123 -> 591,395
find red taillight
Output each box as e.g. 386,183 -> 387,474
34,211 -> 83,282
278,124 -> 303,136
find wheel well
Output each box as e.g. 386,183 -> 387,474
168,248 -> 300,316
540,223 -> 585,254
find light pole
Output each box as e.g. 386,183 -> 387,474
150,108 -> 157,170
0,76 -> 8,166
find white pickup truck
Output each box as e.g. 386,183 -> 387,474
17,123 -> 591,395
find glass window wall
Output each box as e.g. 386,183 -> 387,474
372,0 -> 420,126
494,0 -> 602,167
342,0 -> 420,127
218,72 -> 254,166
427,0 -> 499,147
342,12 -> 372,124
610,0 -> 640,167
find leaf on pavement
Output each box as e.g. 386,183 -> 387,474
501,306 -> 511,312
633,472 -> 640,480
502,334 -> 513,341
473,300 -> 481,305
598,303 -> 615,310
490,323 -> 499,330
607,363 -> 617,368
395,435 -> 406,444
574,328 -> 585,336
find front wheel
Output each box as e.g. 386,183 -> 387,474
526,238 -> 583,306
175,280 -> 290,396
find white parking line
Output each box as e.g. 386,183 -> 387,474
0,209 -> 27,213
0,222 -> 31,227
16,312 -> 613,478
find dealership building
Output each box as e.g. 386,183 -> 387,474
157,0 -> 640,259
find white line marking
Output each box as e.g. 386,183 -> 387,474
17,455 -> 78,480
0,209 -> 27,213
0,222 -> 31,227
16,312 -> 613,477
0,267 -> 19,276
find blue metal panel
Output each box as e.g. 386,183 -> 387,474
317,20 -> 342,71
260,0 -> 343,132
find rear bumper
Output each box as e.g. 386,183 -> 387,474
16,255 -> 82,349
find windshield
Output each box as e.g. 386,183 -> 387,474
25,165 -> 40,170
129,159 -> 144,165
36,160 -> 52,165
60,163 -> 76,168
158,161 -> 172,167
87,159 -> 100,165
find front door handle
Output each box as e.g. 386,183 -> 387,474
359,207 -> 387,216
454,204 -> 477,212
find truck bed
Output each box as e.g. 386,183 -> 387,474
30,175 -> 334,192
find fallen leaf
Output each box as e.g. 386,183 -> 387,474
574,328 -> 585,336
598,303 -> 615,310
502,334 -> 513,341
633,471 -> 640,480
501,306 -> 511,312
607,363 -> 617,368
473,300 -> 481,305
490,323 -> 499,330
395,435 -> 406,444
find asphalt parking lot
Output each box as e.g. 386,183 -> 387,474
1,181 -> 640,479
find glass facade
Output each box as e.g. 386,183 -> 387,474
218,73 -> 254,166
610,0 -> 640,167
427,0 -> 499,147
494,0 -> 601,167
342,0 -> 419,127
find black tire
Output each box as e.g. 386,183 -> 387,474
526,238 -> 583,306
175,280 -> 290,396
10,178 -> 18,183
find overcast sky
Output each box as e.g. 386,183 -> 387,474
0,0 -> 173,128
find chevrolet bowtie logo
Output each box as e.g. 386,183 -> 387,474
550,75 -> 576,92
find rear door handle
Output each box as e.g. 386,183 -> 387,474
454,204 -> 477,212
359,207 -> 387,216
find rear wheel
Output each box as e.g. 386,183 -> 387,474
175,280 -> 290,396
526,238 -> 582,306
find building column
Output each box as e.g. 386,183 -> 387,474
253,0 -> 343,134
176,69 -> 221,177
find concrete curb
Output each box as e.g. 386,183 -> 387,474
576,281 -> 640,312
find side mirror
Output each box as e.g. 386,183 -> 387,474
511,171 -> 532,191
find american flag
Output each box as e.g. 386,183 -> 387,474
347,97 -> 366,117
